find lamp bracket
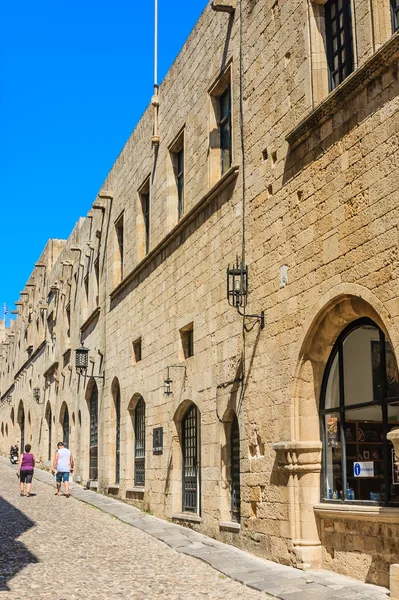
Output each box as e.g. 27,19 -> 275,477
236,307 -> 265,329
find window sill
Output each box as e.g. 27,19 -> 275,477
126,487 -> 145,494
110,164 -> 239,302
314,502 -> 399,522
80,306 -> 101,333
86,480 -> 98,490
286,31 -> 399,148
219,520 -> 241,531
172,513 -> 202,524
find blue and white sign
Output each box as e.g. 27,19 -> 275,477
353,461 -> 374,478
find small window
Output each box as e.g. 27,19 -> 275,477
180,323 -> 194,359
209,66 -> 232,185
84,275 -> 89,304
115,213 -> 124,282
392,0 -> 399,32
94,258 -> 100,307
65,304 -> 71,339
132,338 -> 142,364
219,86 -> 232,174
138,178 -> 150,257
324,0 -> 354,91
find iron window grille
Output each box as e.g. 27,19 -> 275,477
177,148 -> 184,219
63,408 -> 69,448
134,398 -> 146,487
182,405 -> 199,513
230,416 -> 241,522
219,86 -> 232,175
324,0 -> 354,91
320,317 -> 399,506
392,0 -> 399,32
115,388 -> 121,484
90,384 -> 98,480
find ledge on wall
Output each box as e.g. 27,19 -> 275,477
286,31 -> 399,148
219,520 -> 241,532
172,513 -> 202,524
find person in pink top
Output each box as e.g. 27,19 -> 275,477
18,444 -> 35,497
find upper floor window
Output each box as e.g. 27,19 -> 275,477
325,0 -> 354,91
392,0 -> 399,32
138,177 -> 151,259
219,86 -> 232,174
114,213 -> 124,283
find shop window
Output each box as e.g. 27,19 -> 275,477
324,0 -> 354,91
392,0 -> 399,32
134,397 -> 146,487
321,318 -> 399,504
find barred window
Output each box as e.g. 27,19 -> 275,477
134,398 -> 146,487
324,0 -> 354,91
392,0 -> 399,32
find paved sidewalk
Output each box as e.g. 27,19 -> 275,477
2,457 -> 390,600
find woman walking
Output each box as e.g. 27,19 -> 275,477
18,444 -> 35,497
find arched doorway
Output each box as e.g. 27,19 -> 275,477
182,404 -> 200,514
89,382 -> 98,480
321,317 -> 399,504
62,407 -> 70,448
112,378 -> 121,485
17,401 -> 25,451
45,403 -> 52,460
134,397 -> 145,487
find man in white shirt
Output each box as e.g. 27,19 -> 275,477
52,441 -> 74,497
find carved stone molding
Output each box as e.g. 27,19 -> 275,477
272,440 -> 322,473
286,31 -> 399,148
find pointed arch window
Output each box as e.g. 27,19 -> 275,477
321,318 -> 399,504
134,398 -> 145,487
89,384 -> 99,481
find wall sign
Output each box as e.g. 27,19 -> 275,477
353,461 -> 374,477
153,427 -> 163,455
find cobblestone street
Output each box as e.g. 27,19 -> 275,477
0,460 -> 273,600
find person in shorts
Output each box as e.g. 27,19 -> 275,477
51,441 -> 74,497
18,444 -> 35,497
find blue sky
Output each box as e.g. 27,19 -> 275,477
0,0 -> 208,324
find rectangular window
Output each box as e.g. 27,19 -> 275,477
392,0 -> 399,32
115,213 -> 124,282
94,258 -> 100,307
176,148 -> 184,219
325,0 -> 354,91
219,86 -> 232,174
65,303 -> 71,339
132,337 -> 142,364
138,178 -> 150,258
180,323 -> 194,360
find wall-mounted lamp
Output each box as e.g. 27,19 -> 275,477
33,388 -> 43,403
75,345 -> 104,381
227,257 -> 264,329
163,365 -> 186,396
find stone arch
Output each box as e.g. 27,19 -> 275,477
220,407 -> 241,522
17,400 -> 25,450
59,401 -> 70,447
277,290 -> 397,570
44,401 -> 52,462
126,392 -> 145,485
110,377 -> 122,485
85,378 -> 99,481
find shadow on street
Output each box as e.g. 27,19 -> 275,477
0,494 -> 38,591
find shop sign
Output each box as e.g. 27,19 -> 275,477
353,461 -> 374,477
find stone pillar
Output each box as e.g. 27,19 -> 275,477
390,564 -> 399,600
272,440 -> 323,569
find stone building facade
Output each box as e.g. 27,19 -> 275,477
1,0 -> 399,588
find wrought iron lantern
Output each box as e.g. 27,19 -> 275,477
227,257 -> 264,329
75,345 -> 89,376
164,377 -> 173,397
33,387 -> 41,403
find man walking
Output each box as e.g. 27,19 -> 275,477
52,441 -> 74,497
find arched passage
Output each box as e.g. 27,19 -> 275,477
17,401 -> 25,451
111,378 -> 121,485
45,402 -> 52,460
60,402 -> 69,448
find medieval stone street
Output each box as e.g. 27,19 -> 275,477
0,457 -> 390,600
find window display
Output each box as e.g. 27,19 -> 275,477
321,318 -> 399,504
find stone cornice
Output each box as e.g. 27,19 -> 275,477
110,165 -> 239,302
286,31 -> 399,148
0,383 -> 15,404
80,306 -> 101,333
273,440 -> 322,473
13,340 -> 47,381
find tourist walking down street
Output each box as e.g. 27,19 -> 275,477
18,444 -> 35,497
52,441 -> 74,497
